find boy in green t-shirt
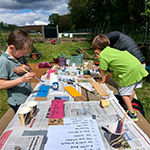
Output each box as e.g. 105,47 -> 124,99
0,29 -> 36,113
92,34 -> 149,121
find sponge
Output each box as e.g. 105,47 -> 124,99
100,99 -> 110,108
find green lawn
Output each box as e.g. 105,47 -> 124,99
0,41 -> 150,123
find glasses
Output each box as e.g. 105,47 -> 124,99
95,52 -> 99,56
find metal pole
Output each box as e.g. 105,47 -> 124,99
145,22 -> 148,42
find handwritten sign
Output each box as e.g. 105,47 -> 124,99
45,117 -> 105,150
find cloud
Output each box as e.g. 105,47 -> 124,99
0,10 -> 49,26
0,0 -> 69,11
0,0 -> 70,26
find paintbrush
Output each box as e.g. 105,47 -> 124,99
121,110 -> 129,123
20,67 -> 45,83
118,110 -> 129,133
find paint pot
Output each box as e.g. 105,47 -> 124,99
18,107 -> 31,126
25,101 -> 37,117
101,124 -> 124,148
83,70 -> 91,75
52,82 -> 59,90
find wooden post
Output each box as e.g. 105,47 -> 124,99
42,25 -> 45,42
56,25 -> 59,42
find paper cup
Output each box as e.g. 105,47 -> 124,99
49,73 -> 58,85
25,101 -> 37,117
83,62 -> 89,69
102,125 -> 124,148
18,107 -> 31,126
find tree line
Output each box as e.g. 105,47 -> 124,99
0,22 -> 17,32
49,0 -> 150,32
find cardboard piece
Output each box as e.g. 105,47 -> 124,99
90,81 -> 109,97
29,63 -> 48,83
64,86 -> 87,101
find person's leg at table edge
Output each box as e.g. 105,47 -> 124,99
119,86 -> 138,121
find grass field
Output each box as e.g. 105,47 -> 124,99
0,41 -> 150,123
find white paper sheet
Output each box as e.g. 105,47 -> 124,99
44,117 -> 105,150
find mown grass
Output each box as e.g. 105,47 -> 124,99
0,90 -> 9,118
30,41 -> 93,63
135,79 -> 150,123
0,41 -> 150,123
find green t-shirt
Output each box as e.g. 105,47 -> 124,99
99,46 -> 149,87
0,51 -> 32,106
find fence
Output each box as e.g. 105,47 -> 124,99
65,23 -> 150,43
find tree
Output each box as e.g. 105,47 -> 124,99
0,21 -> 17,31
129,0 -> 145,24
68,0 -> 94,29
48,13 -> 59,26
141,1 -> 150,22
58,14 -> 71,32
68,0 -> 145,30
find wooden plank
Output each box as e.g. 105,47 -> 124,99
34,97 -> 47,101
81,88 -> 101,101
135,110 -> 150,138
48,100 -> 64,125
0,108 -> 14,136
64,86 -> 82,97
34,85 -> 50,101
48,118 -> 63,125
74,96 -> 87,101
64,86 -> 87,101
90,81 -> 109,97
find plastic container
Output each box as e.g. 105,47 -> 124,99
58,57 -> 66,66
70,54 -> 83,66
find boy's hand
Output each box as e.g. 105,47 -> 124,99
14,64 -> 31,74
21,72 -> 36,82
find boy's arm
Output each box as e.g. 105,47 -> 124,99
100,69 -> 106,83
105,72 -> 114,84
0,72 -> 35,90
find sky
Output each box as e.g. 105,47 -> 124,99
0,0 -> 70,26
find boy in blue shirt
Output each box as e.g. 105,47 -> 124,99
0,29 -> 36,113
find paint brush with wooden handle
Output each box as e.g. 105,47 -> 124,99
20,67 -> 45,83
